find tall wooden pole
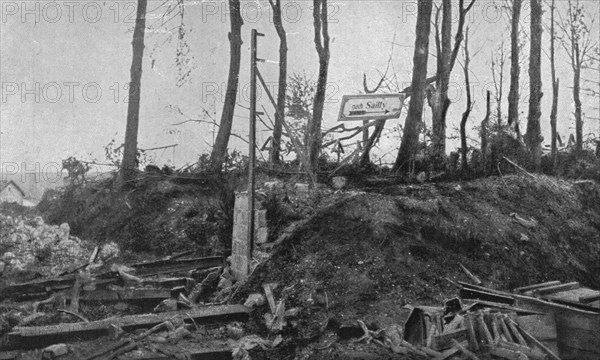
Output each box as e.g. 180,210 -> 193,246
247,29 -> 263,275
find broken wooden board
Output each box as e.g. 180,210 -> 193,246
0,256 -> 219,301
1,304 -> 250,351
431,328 -> 468,351
131,256 -> 223,277
126,348 -> 233,360
79,288 -> 172,305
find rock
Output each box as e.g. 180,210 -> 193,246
264,181 -> 283,190
154,298 -> 178,313
294,183 -> 309,192
109,324 -> 125,340
99,242 -> 120,261
168,326 -> 192,341
243,293 -> 265,308
41,343 -> 69,359
332,176 -> 347,189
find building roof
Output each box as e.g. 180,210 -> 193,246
0,180 -> 26,197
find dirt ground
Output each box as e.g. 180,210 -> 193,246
2,173 -> 599,359
235,174 -> 600,359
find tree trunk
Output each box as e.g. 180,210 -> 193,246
118,0 -> 147,189
393,0 -> 433,172
508,0 -> 522,134
549,0 -> 559,165
430,0 -> 452,167
574,66 -> 583,152
308,0 -> 330,171
460,29 -> 472,171
269,0 -> 287,165
209,0 -> 243,171
360,120 -> 385,167
525,0 -> 543,168
481,91 -> 491,167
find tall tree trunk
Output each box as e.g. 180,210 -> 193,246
119,0 -> 147,189
309,0 -> 330,171
508,0 -> 522,137
549,0 -> 559,165
268,0 -> 287,164
209,0 -> 243,171
460,29 -> 472,170
574,66 -> 583,152
393,0 -> 433,172
430,0 -> 452,167
525,0 -> 543,168
481,91 -> 491,168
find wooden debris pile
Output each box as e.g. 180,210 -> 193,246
0,250 -> 254,359
390,298 -> 560,360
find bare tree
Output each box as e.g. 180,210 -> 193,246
491,39 -> 507,125
119,0 -> 148,189
209,0 -> 243,171
525,0 -> 543,168
268,0 -> 287,165
557,0 -> 596,152
481,91 -> 491,166
460,29 -> 474,170
393,0 -> 433,172
548,0 -> 560,164
508,0 -> 522,139
308,0 -> 331,170
428,0 -> 475,168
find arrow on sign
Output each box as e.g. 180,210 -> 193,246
338,94 -> 405,121
349,109 -> 391,116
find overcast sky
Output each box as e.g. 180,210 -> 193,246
1,0 -> 599,173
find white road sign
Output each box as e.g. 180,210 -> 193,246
338,94 -> 405,121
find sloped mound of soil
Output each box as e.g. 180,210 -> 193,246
238,175 -> 600,333
36,174 -> 235,257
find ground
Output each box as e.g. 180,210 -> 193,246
1,172 -> 599,359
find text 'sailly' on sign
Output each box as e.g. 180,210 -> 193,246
338,94 -> 405,121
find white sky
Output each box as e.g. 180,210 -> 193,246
1,0 -> 599,172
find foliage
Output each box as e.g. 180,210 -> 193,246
104,138 -> 152,169
61,156 -> 90,186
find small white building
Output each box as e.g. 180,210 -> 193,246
0,180 -> 26,205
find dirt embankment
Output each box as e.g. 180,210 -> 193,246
236,175 -> 600,355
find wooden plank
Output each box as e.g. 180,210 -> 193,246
79,289 -> 171,304
497,314 -> 515,343
555,310 -> 600,332
433,346 -> 460,360
509,319 -> 561,360
432,328 -> 468,350
497,341 -> 547,360
130,348 -> 233,360
556,325 -> 600,353
516,314 -> 557,341
515,281 -> 561,294
489,346 -> 528,360
460,288 -> 515,305
465,314 -> 479,351
544,288 -> 598,303
534,282 -> 580,296
1,305 -> 250,351
506,316 -> 527,346
580,293 -> 600,304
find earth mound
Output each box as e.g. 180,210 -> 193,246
235,175 -> 600,358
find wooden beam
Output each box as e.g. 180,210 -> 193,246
514,281 -> 561,294
1,305 -> 250,351
533,282 -> 580,296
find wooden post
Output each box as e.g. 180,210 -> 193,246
248,29 -> 264,276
